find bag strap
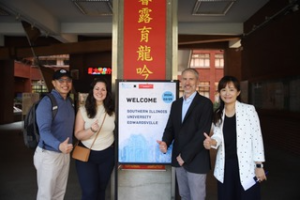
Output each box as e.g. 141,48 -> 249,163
89,113 -> 107,149
45,93 -> 58,119
41,93 -> 58,149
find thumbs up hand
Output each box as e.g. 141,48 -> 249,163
59,137 -> 74,154
203,132 -> 212,150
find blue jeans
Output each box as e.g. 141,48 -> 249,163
76,146 -> 115,200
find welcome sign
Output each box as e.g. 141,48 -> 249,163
117,80 -> 178,164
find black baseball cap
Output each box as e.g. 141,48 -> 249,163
52,69 -> 72,80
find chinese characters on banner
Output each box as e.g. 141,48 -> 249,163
124,0 -> 166,80
122,0 -> 167,170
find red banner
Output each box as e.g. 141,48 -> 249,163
124,0 -> 166,80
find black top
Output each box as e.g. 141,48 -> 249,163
223,114 -> 237,160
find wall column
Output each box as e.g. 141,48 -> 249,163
0,60 -> 15,124
112,0 -> 178,199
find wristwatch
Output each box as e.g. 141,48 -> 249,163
256,163 -> 264,168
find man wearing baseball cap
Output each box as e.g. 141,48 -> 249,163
52,68 -> 72,80
34,68 -> 75,200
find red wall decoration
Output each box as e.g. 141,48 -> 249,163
123,0 -> 166,80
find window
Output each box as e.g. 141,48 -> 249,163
64,60 -> 70,65
178,82 -> 210,98
215,53 -> 224,68
198,82 -> 210,98
190,53 -> 210,68
32,81 -> 48,93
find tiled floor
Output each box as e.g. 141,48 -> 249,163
0,121 -> 300,200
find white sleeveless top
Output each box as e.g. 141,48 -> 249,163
79,105 -> 115,150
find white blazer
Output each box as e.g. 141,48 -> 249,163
211,101 -> 265,189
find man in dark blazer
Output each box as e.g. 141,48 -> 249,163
157,68 -> 213,200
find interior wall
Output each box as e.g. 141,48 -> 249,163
241,0 -> 300,155
224,48 -> 241,80
242,0 -> 300,80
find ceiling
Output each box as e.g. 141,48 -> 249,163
0,0 -> 269,44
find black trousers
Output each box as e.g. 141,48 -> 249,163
217,158 -> 261,200
76,146 -> 115,200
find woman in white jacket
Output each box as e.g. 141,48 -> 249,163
203,76 -> 267,200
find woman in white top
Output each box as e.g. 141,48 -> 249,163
74,78 -> 115,200
203,76 -> 267,200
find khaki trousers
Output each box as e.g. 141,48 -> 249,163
34,146 -> 70,200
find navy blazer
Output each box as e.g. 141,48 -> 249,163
162,92 -> 213,173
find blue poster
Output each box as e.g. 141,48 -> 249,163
117,80 -> 178,164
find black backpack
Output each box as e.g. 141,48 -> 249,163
23,93 -> 58,149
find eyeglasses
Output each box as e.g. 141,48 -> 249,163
57,78 -> 72,83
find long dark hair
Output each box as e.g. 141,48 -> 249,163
85,77 -> 114,118
214,76 -> 241,126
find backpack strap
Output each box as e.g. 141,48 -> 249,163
45,93 -> 58,119
40,93 -> 58,150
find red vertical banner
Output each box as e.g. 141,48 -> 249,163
123,0 -> 166,80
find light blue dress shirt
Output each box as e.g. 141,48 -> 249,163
182,91 -> 197,122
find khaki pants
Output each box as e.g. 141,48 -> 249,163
34,147 -> 70,200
